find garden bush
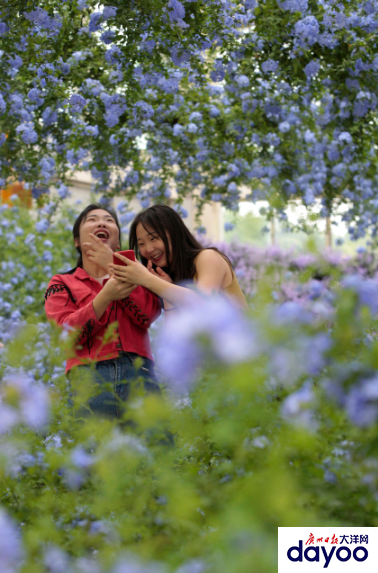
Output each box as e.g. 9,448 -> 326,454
1,199 -> 378,573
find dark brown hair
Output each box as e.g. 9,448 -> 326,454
129,204 -> 230,283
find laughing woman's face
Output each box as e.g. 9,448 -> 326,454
136,222 -> 170,268
75,209 -> 120,255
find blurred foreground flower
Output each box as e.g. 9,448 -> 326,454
281,381 -> 318,430
342,274 -> 378,315
0,370 -> 50,433
0,508 -> 24,573
156,295 -> 257,394
346,374 -> 378,428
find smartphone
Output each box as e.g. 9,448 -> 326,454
113,249 -> 136,265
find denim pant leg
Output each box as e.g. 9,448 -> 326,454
89,360 -> 118,418
114,352 -> 161,408
68,354 -> 161,420
69,361 -> 118,419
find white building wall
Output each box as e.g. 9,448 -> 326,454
60,172 -> 224,242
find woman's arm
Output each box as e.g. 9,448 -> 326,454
110,250 -> 229,307
192,249 -> 229,293
110,256 -> 196,306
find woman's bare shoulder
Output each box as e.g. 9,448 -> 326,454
195,249 -> 229,269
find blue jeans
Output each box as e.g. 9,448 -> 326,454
68,351 -> 161,419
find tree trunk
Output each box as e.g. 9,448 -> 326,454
325,216 -> 332,249
271,217 -> 276,246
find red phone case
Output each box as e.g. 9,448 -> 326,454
113,250 -> 136,266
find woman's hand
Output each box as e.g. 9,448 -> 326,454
146,260 -> 172,284
101,276 -> 137,302
92,276 -> 137,320
109,253 -> 152,287
146,261 -> 174,310
82,233 -> 114,273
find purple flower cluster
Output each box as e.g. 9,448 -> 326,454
0,370 -> 50,433
156,295 -> 258,393
69,94 -> 87,114
24,8 -> 62,36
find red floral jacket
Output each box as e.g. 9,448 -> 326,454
44,267 -> 161,374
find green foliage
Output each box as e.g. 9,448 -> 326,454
1,199 -> 378,572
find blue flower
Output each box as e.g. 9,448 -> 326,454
227,182 -> 238,194
56,183 -> 70,199
0,21 -> 9,35
119,212 -> 135,225
0,509 -> 23,570
100,30 -> 115,44
209,105 -> 220,118
278,0 -> 308,13
294,15 -> 319,46
71,446 -> 95,469
24,233 -> 35,245
224,222 -> 235,232
346,375 -> 378,427
261,59 -> 279,74
35,219 -> 49,233
15,123 -> 38,144
0,133 -> 6,146
0,94 -> 6,114
210,61 -> 225,82
156,296 -> 256,393
69,94 -> 86,114
124,170 -> 139,186
278,121 -> 291,133
171,44 -> 191,67
168,0 -> 188,28
342,275 -> 378,315
281,381 -> 317,430
304,60 -> 320,79
0,371 -> 50,431
174,204 -> 188,218
42,107 -> 57,126
187,123 -> 198,133
39,156 -> 56,181
42,251 -> 53,262
173,124 -> 184,136
105,45 -> 122,65
133,100 -> 154,119
274,301 -> 312,325
189,111 -> 203,122
24,8 -> 62,36
88,12 -> 103,33
102,6 -> 117,19
8,55 -> 23,70
236,75 -> 250,87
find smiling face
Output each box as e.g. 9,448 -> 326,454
75,209 -> 120,254
136,222 -> 170,267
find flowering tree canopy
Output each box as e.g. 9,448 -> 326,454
1,0 -> 378,237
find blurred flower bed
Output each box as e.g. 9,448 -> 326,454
1,200 -> 378,573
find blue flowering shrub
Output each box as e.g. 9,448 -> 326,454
3,0 -> 378,238
1,201 -> 378,572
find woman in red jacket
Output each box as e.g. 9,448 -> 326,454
44,204 -> 162,418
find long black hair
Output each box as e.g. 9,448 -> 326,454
129,204 -> 230,283
66,203 -> 122,272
